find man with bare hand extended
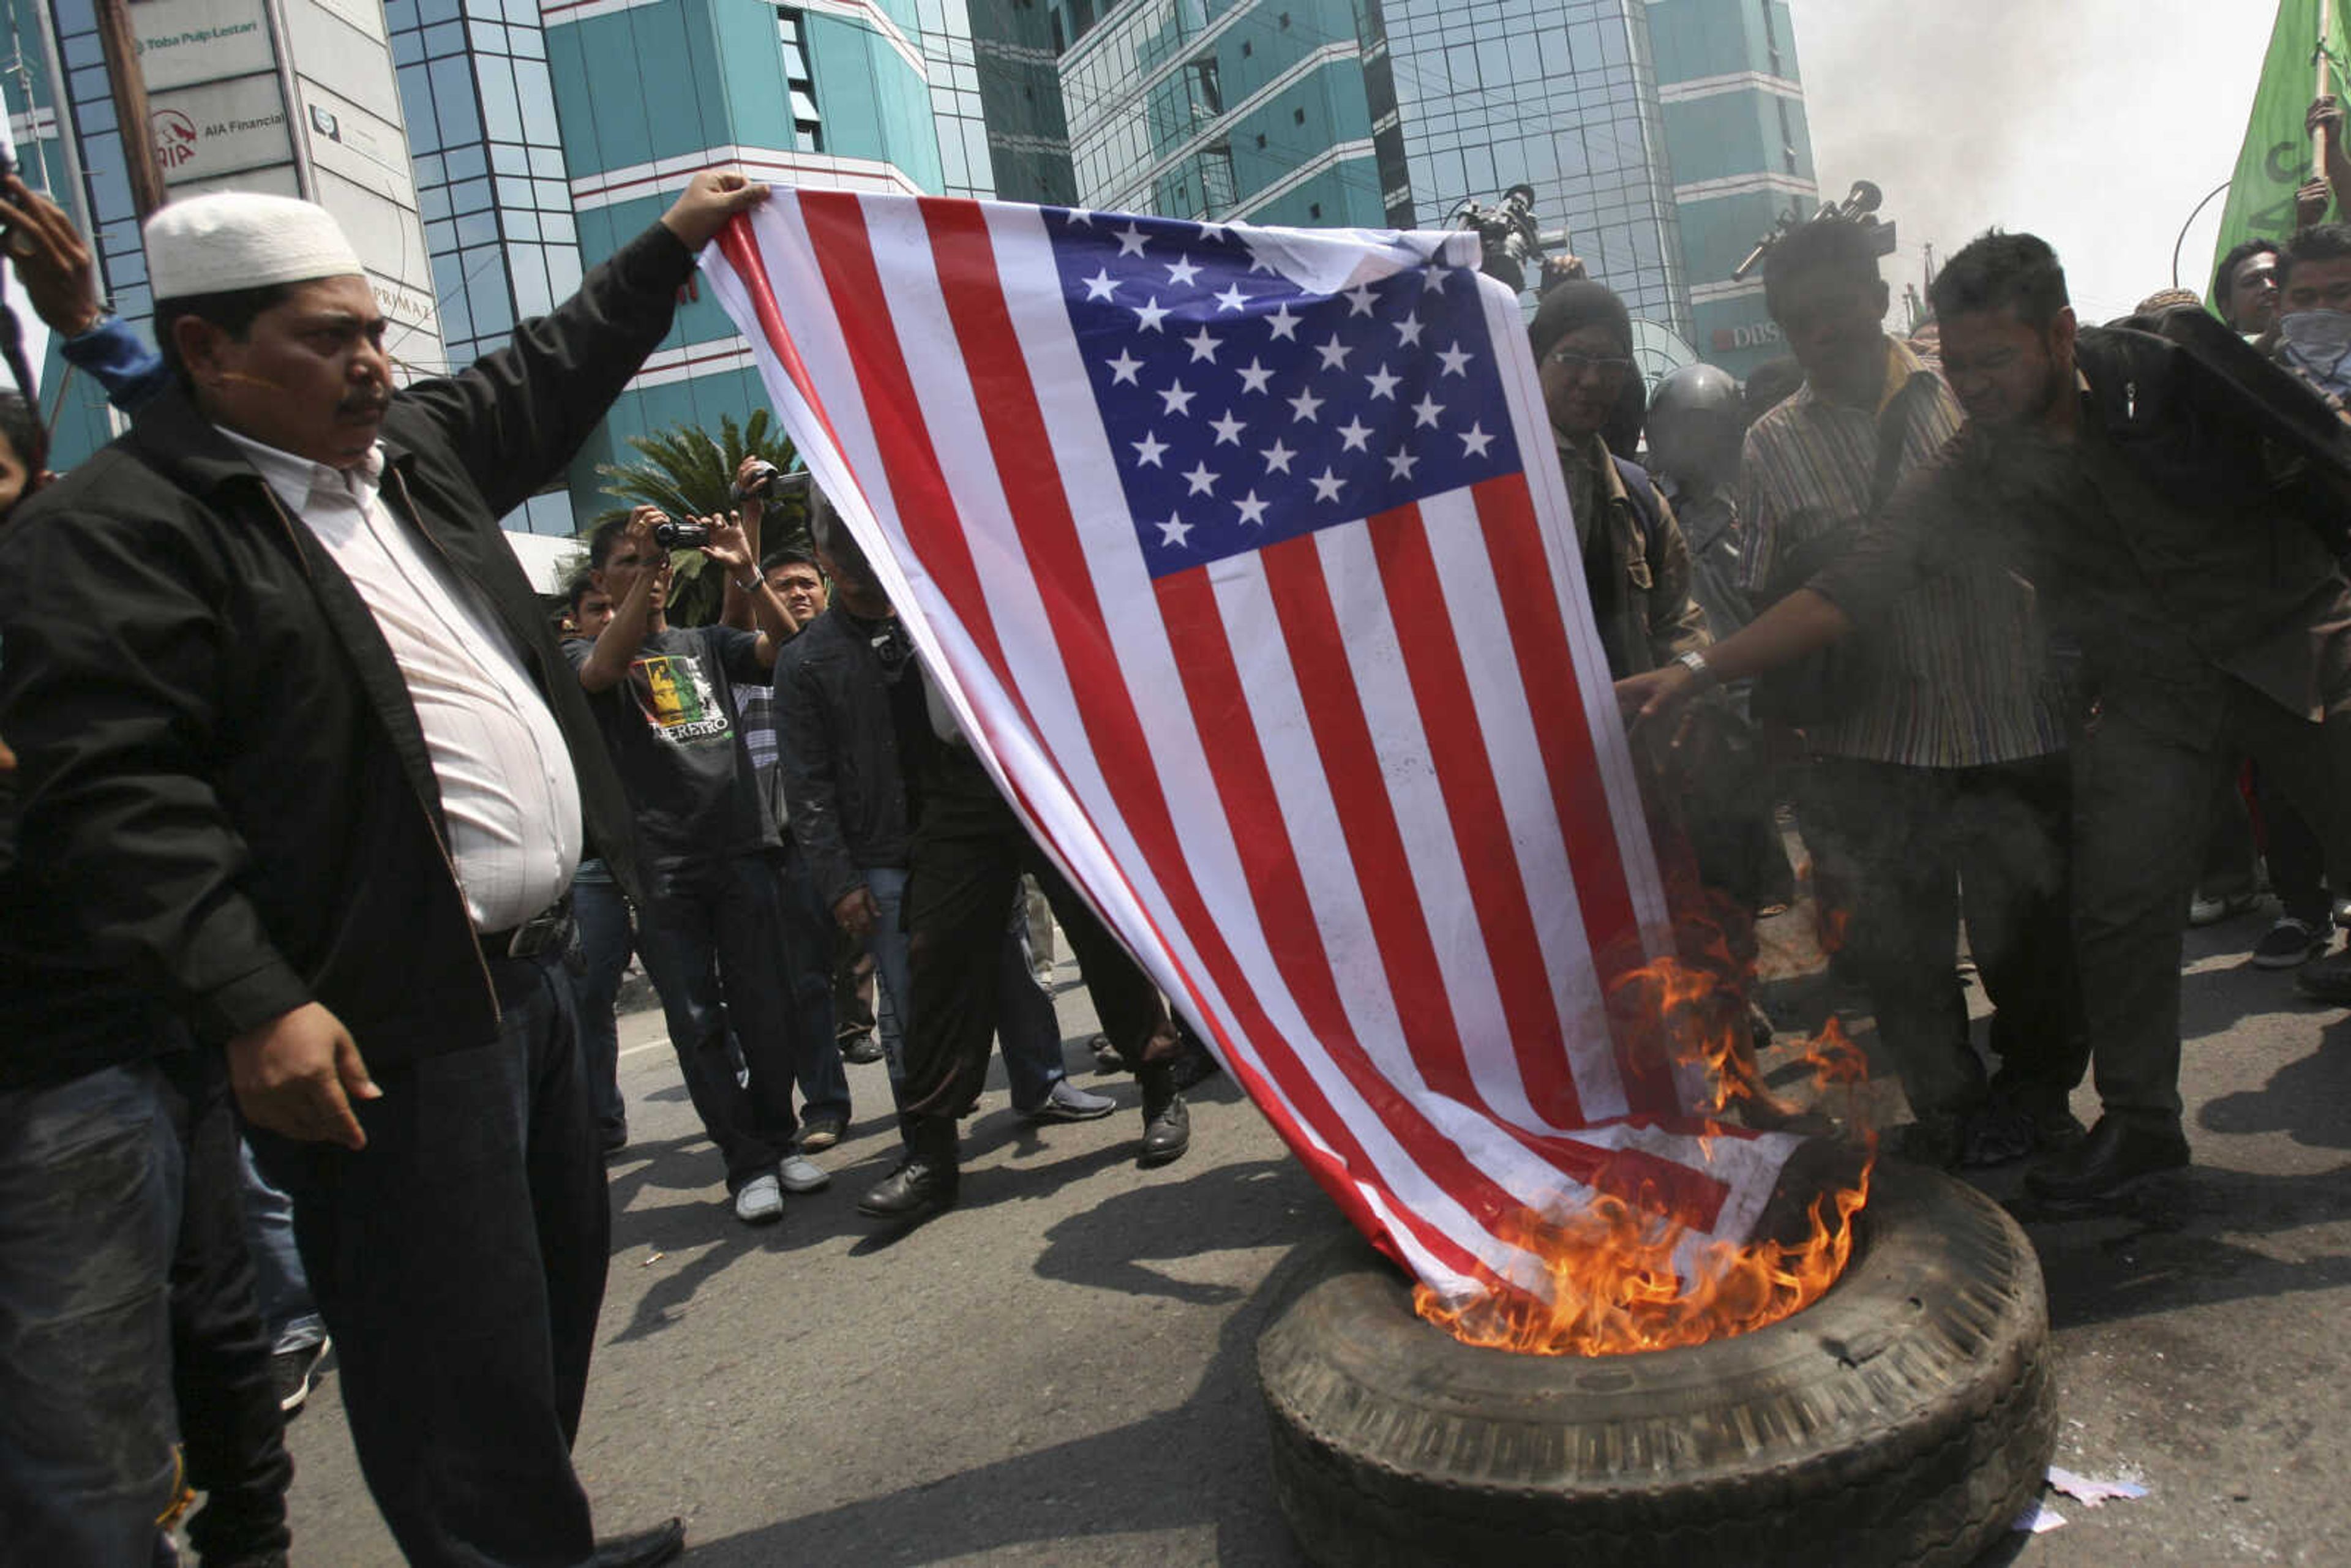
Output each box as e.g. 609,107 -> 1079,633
0,169 -> 767,1568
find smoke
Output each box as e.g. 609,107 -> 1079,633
1788,0 -> 2277,320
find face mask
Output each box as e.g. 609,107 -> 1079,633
2279,310 -> 2351,392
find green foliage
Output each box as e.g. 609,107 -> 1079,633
588,411 -> 809,627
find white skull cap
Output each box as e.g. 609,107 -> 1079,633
144,191 -> 364,300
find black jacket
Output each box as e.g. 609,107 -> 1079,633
774,607 -> 913,909
0,223 -> 690,1090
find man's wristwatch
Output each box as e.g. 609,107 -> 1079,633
1674,648 -> 1717,688
735,576 -> 760,593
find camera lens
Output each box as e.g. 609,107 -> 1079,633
653,519 -> 709,549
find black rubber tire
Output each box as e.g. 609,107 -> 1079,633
1256,1161 -> 2056,1568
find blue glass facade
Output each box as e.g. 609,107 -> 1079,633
1650,0 -> 1818,377
1054,0 -> 1401,230
389,0 -> 585,532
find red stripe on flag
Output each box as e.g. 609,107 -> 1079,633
906,199 -> 1479,1272
711,217 -> 861,496
1153,565 -> 1594,1237
1471,475 -> 1676,1115
795,193 -> 1034,741
1255,531 -> 1484,1108
1366,505 -> 1584,1128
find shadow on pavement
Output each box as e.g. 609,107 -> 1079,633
2197,1015 -> 2351,1149
681,1162 -> 1332,1567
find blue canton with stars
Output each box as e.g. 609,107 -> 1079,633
1044,208 -> 1522,579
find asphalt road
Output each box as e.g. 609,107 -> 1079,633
279,899 -> 2351,1567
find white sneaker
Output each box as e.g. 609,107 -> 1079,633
778,1153 -> 831,1194
733,1173 -> 784,1224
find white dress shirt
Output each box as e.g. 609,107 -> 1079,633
222,429 -> 582,932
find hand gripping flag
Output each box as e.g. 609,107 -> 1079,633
702,195 -> 1800,1300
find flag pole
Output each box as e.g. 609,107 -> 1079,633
2319,0 -> 2337,179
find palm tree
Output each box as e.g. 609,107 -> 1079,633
590,411 -> 806,626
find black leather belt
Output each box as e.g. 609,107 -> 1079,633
478,895 -> 575,962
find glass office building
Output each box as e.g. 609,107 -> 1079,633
388,0 -> 585,533
1382,0 -> 1688,339
1051,0 -> 1405,230
1649,0 -> 1818,377
1044,0 -> 1821,375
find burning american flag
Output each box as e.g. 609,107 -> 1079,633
702,192 -> 1804,1304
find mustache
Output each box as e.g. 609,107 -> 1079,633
339,389 -> 391,419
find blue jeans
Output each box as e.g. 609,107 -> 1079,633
250,952 -> 604,1567
865,866 -> 913,1089
2,1052 -> 291,1566
569,874 -> 634,1146
635,851 -> 824,1187
239,1139 -> 326,1354
0,1062 -> 184,1565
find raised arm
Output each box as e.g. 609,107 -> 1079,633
396,171 -> 769,518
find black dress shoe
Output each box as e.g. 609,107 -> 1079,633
857,1155 -> 958,1223
593,1517 -> 685,1568
1139,1094 -> 1190,1166
2024,1115 -> 2188,1203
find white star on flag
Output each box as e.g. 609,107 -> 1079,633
1234,490 -> 1270,525
1131,430 -> 1168,467
1185,328 -> 1221,363
1157,511 -> 1191,546
1182,460 -> 1218,495
1237,359 -> 1274,394
1260,438 -> 1296,473
1209,411 -> 1247,445
1308,467 -> 1344,502
1336,416 -> 1373,452
1438,342 -> 1474,376
1082,269 -> 1119,301
1115,223 -> 1148,256
1167,254 -> 1202,286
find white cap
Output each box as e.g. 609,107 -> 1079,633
144,191 -> 365,301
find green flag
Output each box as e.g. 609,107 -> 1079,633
2211,0 -> 2351,299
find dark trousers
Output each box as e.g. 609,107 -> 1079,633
250,953 -> 606,1568
901,786 -> 1177,1136
2075,685 -> 2351,1128
171,1054 -> 297,1565
1797,752 -> 2087,1127
2258,770 -> 2333,925
569,876 -> 633,1146
774,844 -> 850,1119
0,1050 -> 290,1567
633,850 -> 822,1189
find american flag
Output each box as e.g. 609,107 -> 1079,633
703,193 -> 1798,1299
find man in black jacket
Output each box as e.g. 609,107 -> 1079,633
0,173 -> 763,1567
1619,231 -> 2351,1206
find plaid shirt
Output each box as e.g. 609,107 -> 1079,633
1737,338 -> 2070,768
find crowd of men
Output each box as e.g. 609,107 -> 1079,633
6,80 -> 2351,1568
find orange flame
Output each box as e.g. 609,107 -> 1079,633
1414,937 -> 1875,1357
1414,1154 -> 1872,1356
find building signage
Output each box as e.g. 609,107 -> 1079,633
134,0 -> 277,92
148,73 -> 296,183
1711,318 -> 1784,354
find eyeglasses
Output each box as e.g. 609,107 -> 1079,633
1545,348 -> 1636,383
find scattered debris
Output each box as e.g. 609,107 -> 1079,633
642,1250 -> 666,1267
2014,1501 -> 2068,1534
2047,1466 -> 2150,1507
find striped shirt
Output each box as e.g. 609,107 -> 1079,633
1736,339 -> 2069,768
